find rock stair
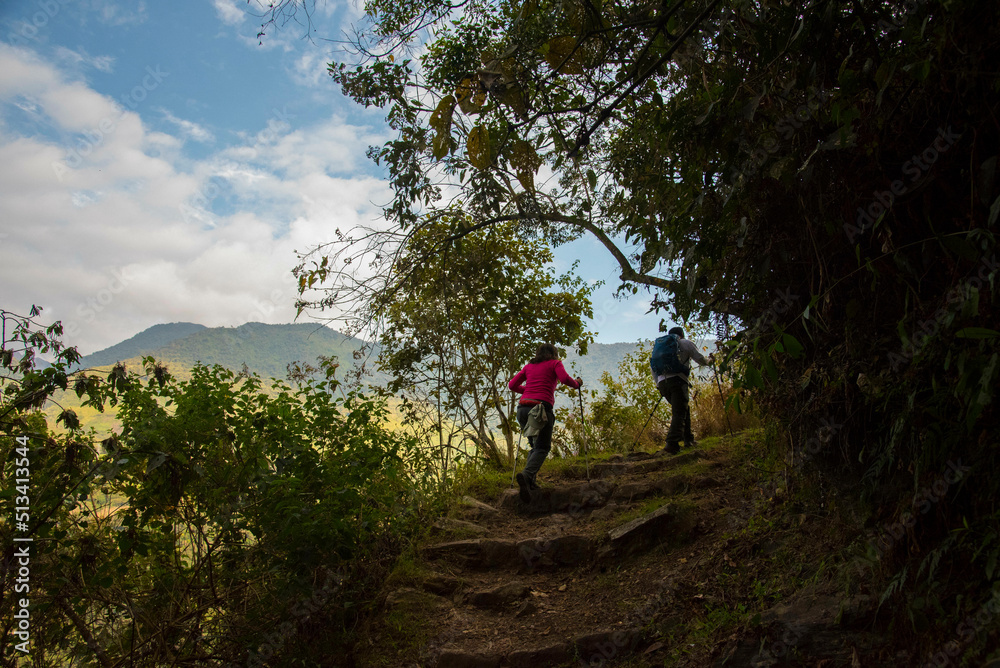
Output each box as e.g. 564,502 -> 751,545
368,436 -> 893,667
400,449 -> 717,667
560,450 -> 701,480
497,450 -> 705,515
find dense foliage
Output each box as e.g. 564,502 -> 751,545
281,0 -> 1000,659
0,309 -> 437,666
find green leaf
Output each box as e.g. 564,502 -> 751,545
432,132 -> 451,160
909,59 -> 932,81
955,328 -> 1000,339
989,194 -> 1000,227
763,356 -> 778,382
782,333 -> 804,358
745,366 -> 764,389
146,452 -> 168,473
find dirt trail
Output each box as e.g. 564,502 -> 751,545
363,435 -> 885,667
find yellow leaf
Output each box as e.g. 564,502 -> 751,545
510,139 -> 542,190
467,125 -> 492,170
543,36 -> 585,75
430,95 -> 456,160
501,84 -> 529,119
542,35 -> 606,74
429,95 -> 456,133
455,78 -> 484,114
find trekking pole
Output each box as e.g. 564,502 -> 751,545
577,389 -> 591,481
711,356 -> 735,438
631,395 -> 664,452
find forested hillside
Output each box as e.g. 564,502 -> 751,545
78,322 -> 208,368
79,322 -> 366,380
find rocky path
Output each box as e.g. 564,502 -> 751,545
367,437 -> 882,668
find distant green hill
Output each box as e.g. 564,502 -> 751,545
50,322 -> 380,435
79,322 -> 643,388
81,322 -> 375,382
563,341 -> 641,386
80,322 -> 208,367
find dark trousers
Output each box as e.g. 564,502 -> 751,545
657,377 -> 694,446
516,402 -> 554,484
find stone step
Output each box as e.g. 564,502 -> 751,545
457,496 -> 500,520
466,581 -> 531,610
421,534 -> 596,572
435,627 -> 645,668
498,480 -> 615,515
421,538 -> 519,570
611,473 -> 690,503
563,450 -> 702,479
421,572 -> 464,597
499,471 -> 699,517
602,501 -> 697,558
432,517 -> 490,538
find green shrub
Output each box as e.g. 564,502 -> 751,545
0,310 -> 440,666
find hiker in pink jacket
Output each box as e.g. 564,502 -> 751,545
508,343 -> 582,502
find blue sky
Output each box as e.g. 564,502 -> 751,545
0,0 -> 668,354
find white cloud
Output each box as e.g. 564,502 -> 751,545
71,190 -> 105,207
159,109 -> 215,143
291,49 -> 332,89
0,43 -> 392,354
92,0 -> 148,26
54,46 -> 116,73
213,0 -> 245,27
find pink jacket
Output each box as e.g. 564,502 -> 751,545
508,359 -> 581,405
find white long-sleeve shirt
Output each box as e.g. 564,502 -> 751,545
654,338 -> 709,385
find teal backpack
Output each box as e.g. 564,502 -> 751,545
650,333 -> 687,376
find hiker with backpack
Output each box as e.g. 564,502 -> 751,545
651,326 -> 710,455
508,343 -> 583,502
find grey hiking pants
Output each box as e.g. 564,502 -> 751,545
657,377 -> 694,446
516,401 -> 554,484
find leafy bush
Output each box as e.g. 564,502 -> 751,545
0,310 -> 440,666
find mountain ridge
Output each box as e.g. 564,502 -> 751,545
80,322 -> 208,368
81,321 -> 372,381
81,322 -> 644,388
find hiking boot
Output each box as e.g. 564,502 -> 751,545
685,440 -> 697,449
515,472 -> 531,502
529,480 -> 541,491
661,442 -> 680,455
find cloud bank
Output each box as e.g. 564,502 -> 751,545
0,42 -> 388,354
